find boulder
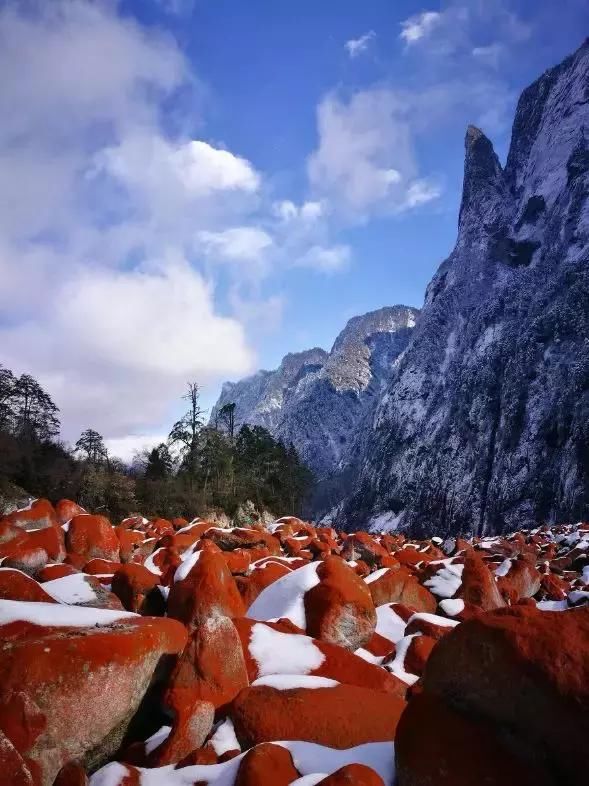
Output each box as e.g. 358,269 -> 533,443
230,684 -> 406,749
167,549 -> 245,629
0,568 -> 57,603
2,499 -> 59,531
317,763 -> 385,785
0,606 -> 187,786
66,515 -> 119,563
234,742 -> 299,786
497,556 -> 541,602
0,526 -> 65,574
304,556 -> 377,650
233,617 -> 406,697
55,500 -> 86,526
395,693 -> 551,786
403,634 -> 437,676
111,563 -> 162,614
422,605 -> 589,784
368,567 -> 436,613
455,551 -> 505,610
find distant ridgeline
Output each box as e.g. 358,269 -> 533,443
212,39 -> 589,536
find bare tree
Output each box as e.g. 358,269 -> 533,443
168,383 -> 205,481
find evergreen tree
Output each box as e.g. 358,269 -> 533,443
75,428 -> 108,465
11,374 -> 60,442
145,443 -> 173,479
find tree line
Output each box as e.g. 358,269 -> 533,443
0,367 -> 313,520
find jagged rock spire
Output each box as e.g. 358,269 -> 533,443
458,125 -> 505,230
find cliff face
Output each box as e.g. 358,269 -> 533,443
211,306 -> 418,482
344,40 -> 589,534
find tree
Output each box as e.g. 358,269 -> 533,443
11,374 -> 60,442
145,443 -> 173,480
168,383 -> 205,479
75,428 -> 108,465
0,365 -> 15,432
217,402 -> 237,442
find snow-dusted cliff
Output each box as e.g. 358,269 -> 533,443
343,39 -> 589,534
211,306 -> 418,481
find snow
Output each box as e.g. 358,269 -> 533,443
249,623 -> 325,676
494,558 -> 513,577
158,585 -> 170,601
173,548 -> 202,583
0,600 -> 136,628
375,604 -> 407,644
406,612 -> 459,629
283,741 -> 395,786
367,510 -> 404,533
89,763 -> 131,786
354,648 -> 385,665
289,777 -> 326,786
144,726 -> 171,756
143,548 -> 164,577
537,600 -> 569,611
582,565 -> 589,585
364,567 -> 389,585
43,574 -> 99,605
247,561 -> 321,629
90,741 -> 395,786
424,562 -> 464,598
176,521 -> 204,534
252,675 -> 338,690
384,634 -> 420,686
439,598 -> 465,617
477,538 -> 501,551
209,719 -> 240,757
248,556 -> 298,572
568,590 -> 589,605
15,498 -> 36,513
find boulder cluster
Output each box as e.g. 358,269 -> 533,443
0,499 -> 588,785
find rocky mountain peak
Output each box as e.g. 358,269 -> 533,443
211,304 -> 419,480
458,125 -> 506,234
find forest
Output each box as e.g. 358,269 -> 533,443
0,366 -> 313,521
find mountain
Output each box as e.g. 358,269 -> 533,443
343,39 -> 589,535
211,306 -> 419,487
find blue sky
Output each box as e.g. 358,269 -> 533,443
0,0 -> 587,458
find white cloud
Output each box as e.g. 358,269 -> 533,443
97,136 -> 260,199
272,200 -> 323,222
105,433 -> 168,462
198,227 -> 273,262
308,90 -> 439,217
398,179 -> 442,211
1,255 -> 253,440
344,31 -> 375,58
472,43 -> 504,68
295,245 -> 351,274
400,11 -> 441,45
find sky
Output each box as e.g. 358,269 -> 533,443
0,0 -> 587,459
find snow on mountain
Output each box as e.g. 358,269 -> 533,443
211,306 -> 419,482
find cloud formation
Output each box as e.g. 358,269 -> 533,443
308,89 -> 440,218
344,31 -> 375,58
400,11 -> 441,45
